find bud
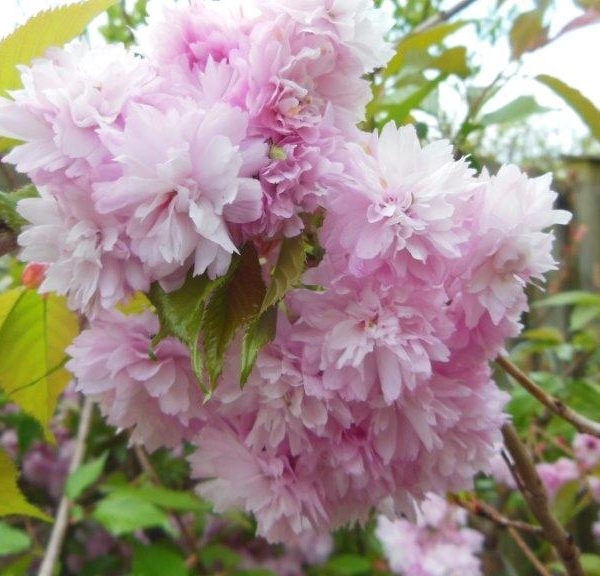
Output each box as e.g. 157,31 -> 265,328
22,263 -> 48,290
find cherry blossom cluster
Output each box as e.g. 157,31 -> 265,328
0,0 -> 569,543
376,494 -> 485,576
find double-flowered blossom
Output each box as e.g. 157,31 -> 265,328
376,494 -> 485,576
1,0 -> 570,546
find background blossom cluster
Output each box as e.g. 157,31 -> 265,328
0,0 -> 570,543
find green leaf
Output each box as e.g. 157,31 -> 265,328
92,494 -> 170,536
381,76 -> 445,124
522,327 -> 564,344
66,452 -> 108,500
0,186 -> 38,233
480,96 -> 551,126
581,554 -> 600,576
0,449 -> 51,522
430,46 -> 469,78
241,307 -> 278,386
132,544 -> 188,576
117,292 -> 152,316
0,289 -> 79,440
0,0 -> 118,95
102,484 -> 210,513
203,244 -> 266,388
325,555 -> 372,576
537,74 -> 600,142
551,480 -> 580,524
384,21 -> 467,78
570,305 -> 600,332
262,235 -> 306,313
0,522 -> 31,556
536,290 -> 600,308
199,544 -> 242,571
510,10 -> 548,59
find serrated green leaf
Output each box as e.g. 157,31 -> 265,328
510,10 -> 548,59
204,245 -> 266,388
0,522 -> 31,556
262,235 -> 305,313
92,494 -> 170,536
0,449 -> 51,522
536,290 -> 600,308
537,74 -> 600,142
66,452 -> 108,500
241,307 -> 278,386
0,289 -> 79,440
132,544 -> 188,576
0,186 -> 38,233
0,0 -> 118,95
481,96 -> 551,126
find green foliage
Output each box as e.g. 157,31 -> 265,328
92,493 -> 171,536
581,554 -> 600,576
199,544 -> 242,572
99,1 -> 148,46
241,306 -> 278,386
66,452 -> 109,500
0,0 -> 118,95
203,244 -> 266,389
324,555 -> 372,575
480,96 -> 551,127
0,522 -> 31,556
0,186 -> 38,233
510,9 -> 548,59
101,483 -> 210,513
0,288 -> 79,440
0,449 -> 51,522
537,74 -> 600,142
132,543 -> 188,576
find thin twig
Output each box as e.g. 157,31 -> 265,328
502,424 -> 585,576
413,0 -> 479,33
38,397 -> 94,576
454,495 -> 543,534
497,355 -> 600,438
508,526 -> 552,576
133,445 -> 199,564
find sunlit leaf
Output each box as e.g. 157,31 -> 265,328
581,554 -> 600,576
132,544 -> 188,576
102,484 -> 210,513
0,449 -> 51,522
537,75 -> 600,142
430,46 -> 469,78
66,452 -> 108,500
480,96 -> 551,126
93,494 -> 170,536
0,0 -> 118,95
570,305 -> 600,332
522,327 -> 564,344
510,9 -> 548,59
536,290 -> 600,308
0,522 -> 31,556
380,77 -> 445,125
0,289 -> 79,440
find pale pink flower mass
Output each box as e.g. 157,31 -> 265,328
0,0 -> 571,545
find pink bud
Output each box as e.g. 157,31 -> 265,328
22,263 -> 47,289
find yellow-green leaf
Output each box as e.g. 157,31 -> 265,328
0,289 -> 79,439
510,10 -> 548,60
0,0 -> 118,95
0,449 -> 51,522
537,74 -> 600,142
384,21 -> 467,78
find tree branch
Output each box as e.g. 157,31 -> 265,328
502,424 -> 585,576
508,526 -> 552,576
497,355 -> 600,438
38,397 -> 94,576
414,0 -> 479,33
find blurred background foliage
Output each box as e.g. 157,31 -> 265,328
0,0 -> 600,575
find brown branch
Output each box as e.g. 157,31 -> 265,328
497,355 -> 600,438
454,495 -> 543,534
502,424 -> 585,576
508,526 -> 552,576
414,0 -> 479,33
0,227 -> 18,256
38,397 -> 94,576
